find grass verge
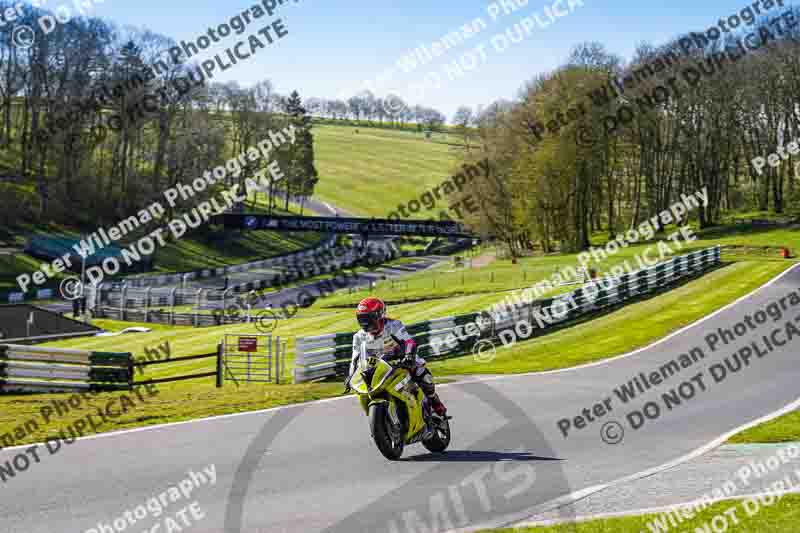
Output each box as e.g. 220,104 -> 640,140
729,411 -> 800,444
0,379 -> 344,449
427,261 -> 789,375
481,494 -> 800,532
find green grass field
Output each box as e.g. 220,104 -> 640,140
312,124 -> 464,217
482,494 -> 800,532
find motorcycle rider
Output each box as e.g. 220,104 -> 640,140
348,296 -> 447,416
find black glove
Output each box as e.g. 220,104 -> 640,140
392,346 -> 412,367
399,354 -> 415,369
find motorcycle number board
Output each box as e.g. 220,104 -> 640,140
238,337 -> 259,352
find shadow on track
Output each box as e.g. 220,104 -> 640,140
404,450 -> 563,462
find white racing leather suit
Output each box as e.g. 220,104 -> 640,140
349,319 -> 424,376
349,319 -> 442,406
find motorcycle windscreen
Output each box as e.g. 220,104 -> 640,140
351,359 -> 393,394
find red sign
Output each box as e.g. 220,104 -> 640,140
238,337 -> 259,352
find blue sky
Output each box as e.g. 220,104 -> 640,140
48,0 -> 768,119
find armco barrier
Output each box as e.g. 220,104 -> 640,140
0,345 -> 133,393
1,286 -> 58,305
92,240 -> 400,326
294,246 -> 721,382
121,234 -> 338,289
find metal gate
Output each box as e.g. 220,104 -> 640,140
220,334 -> 287,385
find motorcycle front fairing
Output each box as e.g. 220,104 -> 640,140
349,355 -> 427,441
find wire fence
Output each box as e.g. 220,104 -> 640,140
88,239 -> 400,324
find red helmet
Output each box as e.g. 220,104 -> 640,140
356,297 -> 386,334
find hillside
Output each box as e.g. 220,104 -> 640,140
0,217 -> 323,294
0,122 -> 461,295
312,124 -> 464,217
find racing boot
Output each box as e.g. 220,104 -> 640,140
416,368 -> 447,416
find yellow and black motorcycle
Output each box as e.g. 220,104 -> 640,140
346,344 -> 451,460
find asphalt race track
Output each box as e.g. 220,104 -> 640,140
247,256 -> 444,311
3,264 -> 800,533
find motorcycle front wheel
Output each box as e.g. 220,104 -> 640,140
369,403 -> 404,460
423,417 -> 451,453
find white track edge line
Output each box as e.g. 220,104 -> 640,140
523,487 -> 800,527
509,394 -> 800,529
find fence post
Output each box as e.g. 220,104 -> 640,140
282,339 -> 287,383
94,283 -> 104,318
127,353 -> 135,391
86,284 -> 95,318
170,288 -> 177,325
99,283 -> 106,311
195,289 -> 203,327
223,288 -> 233,321
216,342 -> 223,388
275,336 -> 280,385
121,285 -> 128,321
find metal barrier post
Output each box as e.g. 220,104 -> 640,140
275,336 -> 280,385
121,285 -> 128,321
170,288 -> 177,325
223,289 -> 232,322
195,289 -> 203,327
268,335 -> 273,382
216,342 -> 223,388
282,339 -> 287,383
127,353 -> 134,391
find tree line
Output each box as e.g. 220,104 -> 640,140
305,92 -> 448,132
455,8 -> 800,256
0,2 -> 318,231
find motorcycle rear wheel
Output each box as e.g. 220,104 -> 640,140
369,403 -> 404,460
422,417 -> 451,453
